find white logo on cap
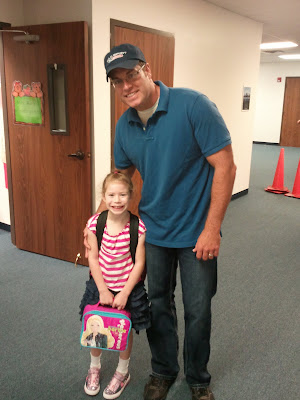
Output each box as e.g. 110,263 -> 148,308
107,51 -> 127,64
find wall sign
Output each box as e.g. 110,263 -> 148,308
242,86 -> 251,111
12,81 -> 44,125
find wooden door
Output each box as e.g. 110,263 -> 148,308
111,21 -> 175,215
3,22 -> 91,265
280,77 -> 300,147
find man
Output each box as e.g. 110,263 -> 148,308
89,43 -> 236,400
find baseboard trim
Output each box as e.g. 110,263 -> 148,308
253,141 -> 279,146
0,222 -> 11,232
231,189 -> 248,200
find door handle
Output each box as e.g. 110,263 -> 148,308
68,150 -> 85,160
75,253 -> 81,267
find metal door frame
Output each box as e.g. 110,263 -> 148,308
0,22 -> 15,242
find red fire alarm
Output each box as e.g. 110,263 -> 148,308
277,77 -> 282,82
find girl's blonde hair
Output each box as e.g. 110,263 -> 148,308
102,170 -> 133,196
86,314 -> 104,331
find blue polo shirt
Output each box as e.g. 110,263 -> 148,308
114,81 -> 231,248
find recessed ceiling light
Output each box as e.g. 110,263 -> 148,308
278,54 -> 300,60
260,42 -> 298,50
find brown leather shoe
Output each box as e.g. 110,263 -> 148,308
190,386 -> 215,400
144,376 -> 176,400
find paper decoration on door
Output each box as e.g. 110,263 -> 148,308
12,81 -> 44,125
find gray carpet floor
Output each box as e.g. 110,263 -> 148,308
0,144 -> 299,400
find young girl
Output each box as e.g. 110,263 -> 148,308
79,171 -> 150,399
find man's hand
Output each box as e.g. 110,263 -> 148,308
193,228 -> 221,260
83,226 -> 91,258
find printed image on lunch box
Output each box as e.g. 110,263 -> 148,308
80,303 -> 132,352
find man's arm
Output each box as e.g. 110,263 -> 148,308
193,144 -> 236,260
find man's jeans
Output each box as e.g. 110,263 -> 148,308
145,243 -> 217,387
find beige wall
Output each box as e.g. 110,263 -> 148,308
23,0 -> 92,25
92,0 -> 262,208
0,0 -> 24,26
254,62 -> 300,143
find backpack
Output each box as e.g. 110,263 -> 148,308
88,210 -> 139,280
96,210 -> 139,263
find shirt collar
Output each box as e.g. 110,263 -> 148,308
127,81 -> 169,123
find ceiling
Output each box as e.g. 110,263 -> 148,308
205,0 -> 300,63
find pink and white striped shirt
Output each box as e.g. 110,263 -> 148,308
87,213 -> 146,291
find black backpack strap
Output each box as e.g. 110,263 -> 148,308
95,210 -> 139,264
89,210 -> 108,279
129,212 -> 139,264
96,210 -> 108,250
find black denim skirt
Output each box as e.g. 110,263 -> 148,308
79,278 -> 151,332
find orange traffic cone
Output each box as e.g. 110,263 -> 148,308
265,148 -> 289,194
285,158 -> 300,198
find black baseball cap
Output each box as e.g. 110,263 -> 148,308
104,43 -> 146,81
